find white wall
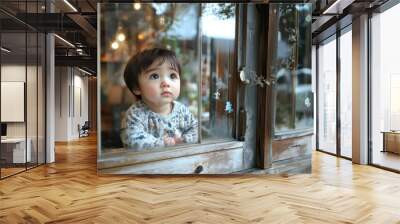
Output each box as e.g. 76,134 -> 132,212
71,73 -> 89,138
1,65 -> 26,139
1,65 -> 35,137
55,67 -> 69,141
55,67 -> 89,141
1,63 -> 46,164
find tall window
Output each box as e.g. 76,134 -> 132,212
371,3 -> 400,171
339,27 -> 352,158
317,36 -> 337,154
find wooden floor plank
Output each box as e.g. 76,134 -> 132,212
1,134 -> 400,223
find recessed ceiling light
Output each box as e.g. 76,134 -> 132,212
78,67 -> 93,76
54,34 -> 75,48
322,0 -> 353,15
63,0 -> 78,12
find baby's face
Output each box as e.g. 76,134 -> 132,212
134,59 -> 180,109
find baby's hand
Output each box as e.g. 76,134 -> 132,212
164,136 -> 176,146
174,136 -> 183,144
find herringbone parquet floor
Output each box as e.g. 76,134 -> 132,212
1,134 -> 400,223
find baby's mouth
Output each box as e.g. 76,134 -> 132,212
161,91 -> 173,97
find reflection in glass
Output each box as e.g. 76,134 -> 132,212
1,30 -> 27,177
317,37 -> 337,154
27,31 -> 38,169
0,1 -> 46,178
201,3 -> 236,140
269,4 -> 313,134
340,29 -> 352,158
38,32 -> 46,165
25,1 -> 39,168
101,3 -> 200,151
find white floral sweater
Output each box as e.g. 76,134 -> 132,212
121,101 -> 198,151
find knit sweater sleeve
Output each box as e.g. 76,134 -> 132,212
180,106 -> 199,144
121,106 -> 164,151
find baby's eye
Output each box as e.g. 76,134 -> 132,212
149,73 -> 159,80
170,73 -> 179,79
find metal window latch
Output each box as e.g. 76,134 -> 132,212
239,67 -> 276,87
254,76 -> 276,88
239,67 -> 250,84
265,77 -> 276,86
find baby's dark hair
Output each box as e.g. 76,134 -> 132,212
123,48 -> 181,97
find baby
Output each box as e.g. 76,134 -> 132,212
121,48 -> 198,150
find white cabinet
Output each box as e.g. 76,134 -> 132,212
1,138 -> 31,163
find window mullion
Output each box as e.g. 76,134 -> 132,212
198,3 -> 203,144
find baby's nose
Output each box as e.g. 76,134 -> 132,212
161,80 -> 170,88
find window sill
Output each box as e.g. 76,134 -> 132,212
98,140 -> 244,170
273,129 -> 314,140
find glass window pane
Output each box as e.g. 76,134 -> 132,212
268,4 -> 313,134
27,31 -> 38,168
294,4 -> 313,131
340,28 -> 352,158
25,0 -> 40,169
38,32 -> 45,165
371,4 -> 400,171
100,3 -> 200,152
317,36 -> 337,154
1,1 -> 46,178
1,29 -> 27,177
201,3 -> 236,141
